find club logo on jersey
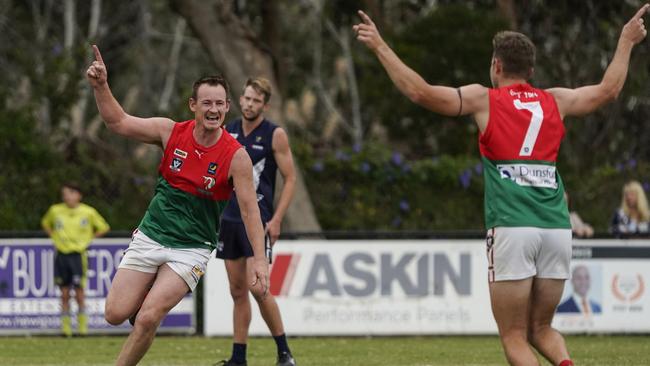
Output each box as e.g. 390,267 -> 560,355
497,163 -> 557,189
255,136 -> 262,143
170,157 -> 183,172
252,144 -> 264,150
203,176 -> 216,190
173,148 -> 188,158
207,162 -> 218,175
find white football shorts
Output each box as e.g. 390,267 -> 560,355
486,226 -> 572,282
119,229 -> 211,291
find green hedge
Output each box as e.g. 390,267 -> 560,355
296,142 -> 650,233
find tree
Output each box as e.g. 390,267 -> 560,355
170,0 -> 321,233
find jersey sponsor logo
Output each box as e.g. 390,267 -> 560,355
207,162 -> 218,175
251,144 -> 264,150
195,149 -> 205,159
170,157 -> 183,172
497,163 -> 557,189
173,148 -> 188,158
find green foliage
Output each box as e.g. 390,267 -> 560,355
296,139 -> 650,232
296,141 -> 485,231
355,4 -> 508,157
0,87 -> 154,230
562,160 -> 650,232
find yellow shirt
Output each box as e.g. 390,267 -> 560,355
41,203 -> 110,254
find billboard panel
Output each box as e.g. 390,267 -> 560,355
0,239 -> 195,335
204,239 -> 650,336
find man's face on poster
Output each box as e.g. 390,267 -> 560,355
571,266 -> 590,297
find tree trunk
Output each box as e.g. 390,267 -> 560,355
170,0 -> 321,233
497,0 -> 517,30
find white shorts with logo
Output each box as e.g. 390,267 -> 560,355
119,230 -> 211,291
486,226 -> 572,282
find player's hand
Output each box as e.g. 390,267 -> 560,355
86,45 -> 108,88
621,3 -> 649,45
265,219 -> 281,247
250,257 -> 269,299
353,10 -> 385,51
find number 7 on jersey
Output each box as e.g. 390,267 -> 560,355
513,99 -> 544,157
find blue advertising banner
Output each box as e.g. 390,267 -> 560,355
0,238 -> 195,335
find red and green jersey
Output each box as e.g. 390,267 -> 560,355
479,83 -> 570,229
138,120 -> 242,250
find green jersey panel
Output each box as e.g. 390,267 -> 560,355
139,177 -> 228,250
483,157 -> 570,229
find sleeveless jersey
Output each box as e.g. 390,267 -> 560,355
138,120 -> 242,250
221,118 -> 278,223
479,83 -> 570,229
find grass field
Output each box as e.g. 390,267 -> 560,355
1,335 -> 649,365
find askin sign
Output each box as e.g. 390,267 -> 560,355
204,240 -> 497,335
269,251 -> 471,298
206,240 -> 650,336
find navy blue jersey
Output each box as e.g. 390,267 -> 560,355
221,118 -> 278,223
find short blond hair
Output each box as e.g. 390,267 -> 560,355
244,77 -> 272,104
622,180 -> 650,221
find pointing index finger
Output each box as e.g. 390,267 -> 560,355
92,45 -> 104,63
357,10 -> 374,26
633,3 -> 650,21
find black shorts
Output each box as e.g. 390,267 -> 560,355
54,252 -> 85,288
216,220 -> 272,263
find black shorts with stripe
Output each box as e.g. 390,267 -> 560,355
216,220 -> 272,263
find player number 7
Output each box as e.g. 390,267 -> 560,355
514,99 -> 544,156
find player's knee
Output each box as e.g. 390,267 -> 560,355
249,285 -> 271,303
500,327 -> 527,344
528,323 -> 550,342
104,305 -> 128,326
134,308 -> 163,331
229,283 -> 249,302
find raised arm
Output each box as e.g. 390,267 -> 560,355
266,127 -> 296,246
353,10 -> 489,127
229,148 -> 269,296
548,4 -> 649,118
86,45 -> 174,148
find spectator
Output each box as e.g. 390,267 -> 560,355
41,182 -> 110,336
564,192 -> 594,238
611,180 -> 650,236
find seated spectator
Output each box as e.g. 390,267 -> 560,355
564,191 -> 594,238
611,180 -> 650,236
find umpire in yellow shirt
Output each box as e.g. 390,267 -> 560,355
41,182 -> 110,336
